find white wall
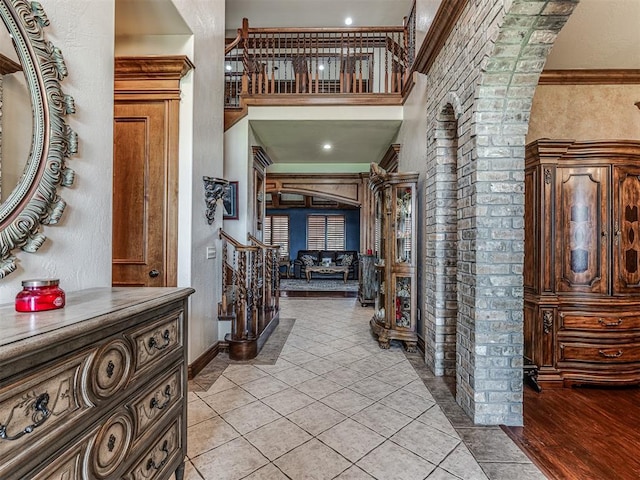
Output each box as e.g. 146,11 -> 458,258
0,0 -> 114,304
223,118 -> 251,242
172,0 -> 226,363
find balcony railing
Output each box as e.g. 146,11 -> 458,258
225,18 -> 412,108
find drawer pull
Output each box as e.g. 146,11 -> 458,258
149,385 -> 172,410
599,349 -> 623,358
598,318 -> 623,327
148,329 -> 171,351
0,392 -> 51,441
146,440 -> 169,471
106,360 -> 115,378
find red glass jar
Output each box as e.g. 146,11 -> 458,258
15,279 -> 66,312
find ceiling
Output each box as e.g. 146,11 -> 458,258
115,0 -> 640,170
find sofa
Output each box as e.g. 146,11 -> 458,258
292,250 -> 359,280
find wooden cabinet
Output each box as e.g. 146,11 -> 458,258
525,139 -> 640,386
358,253 -> 376,306
0,287 -> 194,480
369,165 -> 419,352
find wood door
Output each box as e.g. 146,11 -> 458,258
613,165 -> 640,294
112,102 -> 176,287
113,56 -> 191,287
555,166 -> 609,294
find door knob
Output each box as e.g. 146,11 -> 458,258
149,269 -> 160,278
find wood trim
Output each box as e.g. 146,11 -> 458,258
0,53 -> 21,74
188,341 -> 221,380
115,55 -> 194,80
412,0 -> 468,75
266,173 -> 367,206
379,144 -> 401,172
539,69 -> 640,85
241,93 -> 403,107
252,146 -> 273,171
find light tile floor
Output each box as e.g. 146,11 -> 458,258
182,298 -> 547,480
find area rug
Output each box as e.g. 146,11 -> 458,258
280,278 -> 359,291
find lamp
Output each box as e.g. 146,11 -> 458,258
203,176 -> 229,224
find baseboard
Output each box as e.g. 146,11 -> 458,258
417,334 -> 425,357
188,341 -> 220,380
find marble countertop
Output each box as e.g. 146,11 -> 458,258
0,287 -> 194,364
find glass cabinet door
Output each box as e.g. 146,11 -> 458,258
395,185 -> 413,264
394,275 -> 412,329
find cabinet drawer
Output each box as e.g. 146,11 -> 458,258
31,426 -> 97,480
133,367 -> 183,439
560,312 -> 640,331
127,415 -> 182,480
0,352 -> 91,465
559,342 -> 640,363
129,312 -> 183,374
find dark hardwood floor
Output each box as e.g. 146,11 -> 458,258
504,385 -> 640,480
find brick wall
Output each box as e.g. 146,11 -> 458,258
418,0 -> 579,425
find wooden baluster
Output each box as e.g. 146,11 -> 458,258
236,250 -> 247,339
241,18 -> 249,95
270,33 -> 275,94
339,32 -> 344,93
314,32 -> 319,94
358,32 -> 363,93
384,32 -> 389,94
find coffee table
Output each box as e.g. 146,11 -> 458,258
305,264 -> 349,283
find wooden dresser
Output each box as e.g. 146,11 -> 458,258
0,287 -> 194,480
525,139 -> 640,387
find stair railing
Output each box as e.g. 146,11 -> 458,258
248,233 -> 280,323
219,228 -> 260,344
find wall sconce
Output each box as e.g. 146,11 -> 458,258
203,176 -> 229,224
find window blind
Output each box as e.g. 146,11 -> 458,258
264,215 -> 290,257
307,215 -> 345,250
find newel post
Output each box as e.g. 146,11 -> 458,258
241,17 -> 250,95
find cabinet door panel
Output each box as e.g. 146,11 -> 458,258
556,167 -> 608,294
613,166 -> 640,293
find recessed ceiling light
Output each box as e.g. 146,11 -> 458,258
345,17 -> 353,26
318,64 -> 325,71
225,64 -> 232,71
323,144 -> 332,150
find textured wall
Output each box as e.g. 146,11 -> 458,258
0,0 -> 114,303
527,84 -> 640,142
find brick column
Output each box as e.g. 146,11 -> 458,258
423,0 -> 579,425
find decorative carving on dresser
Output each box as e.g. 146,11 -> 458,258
542,310 -> 553,334
525,139 -> 640,387
0,287 -> 194,480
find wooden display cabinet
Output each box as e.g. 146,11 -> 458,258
525,139 -> 640,387
369,165 -> 419,352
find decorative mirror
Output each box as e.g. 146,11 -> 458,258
0,0 -> 76,278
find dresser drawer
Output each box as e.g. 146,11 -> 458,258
559,341 -> 640,364
126,415 -> 183,480
560,312 -> 640,331
31,426 -> 98,480
129,312 -> 183,375
0,352 -> 92,466
132,366 -> 183,439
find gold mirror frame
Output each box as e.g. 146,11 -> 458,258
0,0 -> 76,278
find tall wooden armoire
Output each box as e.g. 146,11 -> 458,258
524,139 -> 640,387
